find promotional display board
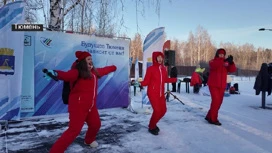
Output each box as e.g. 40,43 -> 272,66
0,1 -> 25,120
21,33 -> 35,113
21,31 -> 130,117
135,58 -> 139,81
142,27 -> 165,105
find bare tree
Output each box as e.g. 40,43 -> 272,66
48,0 -> 80,31
187,32 -> 196,66
0,0 -> 43,23
45,0 -> 170,35
239,43 -> 255,69
24,0 -> 44,23
94,0 -> 115,37
179,42 -> 187,66
130,33 -> 143,62
171,39 -> 182,66
1,0 -> 11,6
1,0 -> 7,6
194,26 -> 213,62
255,47 -> 272,70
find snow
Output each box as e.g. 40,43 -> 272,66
1,76 -> 272,153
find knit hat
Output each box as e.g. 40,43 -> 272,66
217,48 -> 226,55
215,48 -> 226,57
75,51 -> 91,61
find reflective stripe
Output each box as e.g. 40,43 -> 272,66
93,73 -> 96,100
91,73 -> 96,109
159,65 -> 162,97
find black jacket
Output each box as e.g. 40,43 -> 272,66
170,66 -> 178,78
254,63 -> 272,95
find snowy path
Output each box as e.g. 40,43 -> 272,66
171,87 -> 272,153
0,80 -> 272,153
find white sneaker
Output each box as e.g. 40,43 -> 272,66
85,141 -> 99,148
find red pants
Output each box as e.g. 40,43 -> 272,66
148,95 -> 167,129
206,87 -> 225,122
49,107 -> 101,153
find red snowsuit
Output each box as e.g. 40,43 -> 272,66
190,72 -> 202,86
49,65 -> 117,153
206,51 -> 236,123
140,52 -> 177,130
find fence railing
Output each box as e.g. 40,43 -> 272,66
130,64 -> 259,78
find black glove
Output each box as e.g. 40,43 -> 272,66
225,55 -> 234,64
42,69 -> 59,81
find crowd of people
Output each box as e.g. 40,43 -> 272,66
43,48 -> 236,152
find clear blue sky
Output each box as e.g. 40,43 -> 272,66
121,0 -> 272,49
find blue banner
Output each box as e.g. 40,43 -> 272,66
21,34 -> 35,113
21,31 -> 130,117
142,27 -> 165,105
135,58 -> 139,81
0,1 -> 25,120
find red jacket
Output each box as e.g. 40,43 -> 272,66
141,52 -> 177,97
55,65 -> 117,112
190,72 -> 202,86
207,57 -> 236,88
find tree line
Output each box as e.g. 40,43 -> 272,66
1,0 -> 166,37
1,0 -> 271,71
130,26 -> 272,70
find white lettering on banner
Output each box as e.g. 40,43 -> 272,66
12,24 -> 43,31
106,44 -> 124,50
81,41 -> 105,49
87,49 -> 107,54
115,51 -> 124,55
86,49 -> 125,56
19,24 -> 40,30
108,51 -> 114,55
81,41 -> 125,51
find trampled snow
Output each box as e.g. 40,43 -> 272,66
0,76 -> 272,153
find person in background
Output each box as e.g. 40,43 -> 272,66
170,65 -> 178,92
140,51 -> 177,135
190,65 -> 205,94
226,75 -> 232,92
44,51 -> 117,153
205,48 -> 236,126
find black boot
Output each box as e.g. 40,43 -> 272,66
205,117 -> 222,126
155,126 -> 160,133
213,121 -> 222,126
148,128 -> 159,135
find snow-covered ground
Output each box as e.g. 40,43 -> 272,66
1,76 -> 272,153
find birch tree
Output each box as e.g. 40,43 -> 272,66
187,32 -> 197,66
239,44 -> 255,69
179,42 -> 188,66
171,39 -> 183,66
0,0 -> 42,23
95,0 -> 116,37
24,0 -> 44,23
195,26 -> 213,62
48,0 -> 80,31
47,0 -> 169,32
1,0 -> 12,6
130,33 -> 143,62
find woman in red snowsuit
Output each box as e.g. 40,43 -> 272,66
140,51 -> 177,135
48,51 -> 117,153
205,48 -> 236,126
